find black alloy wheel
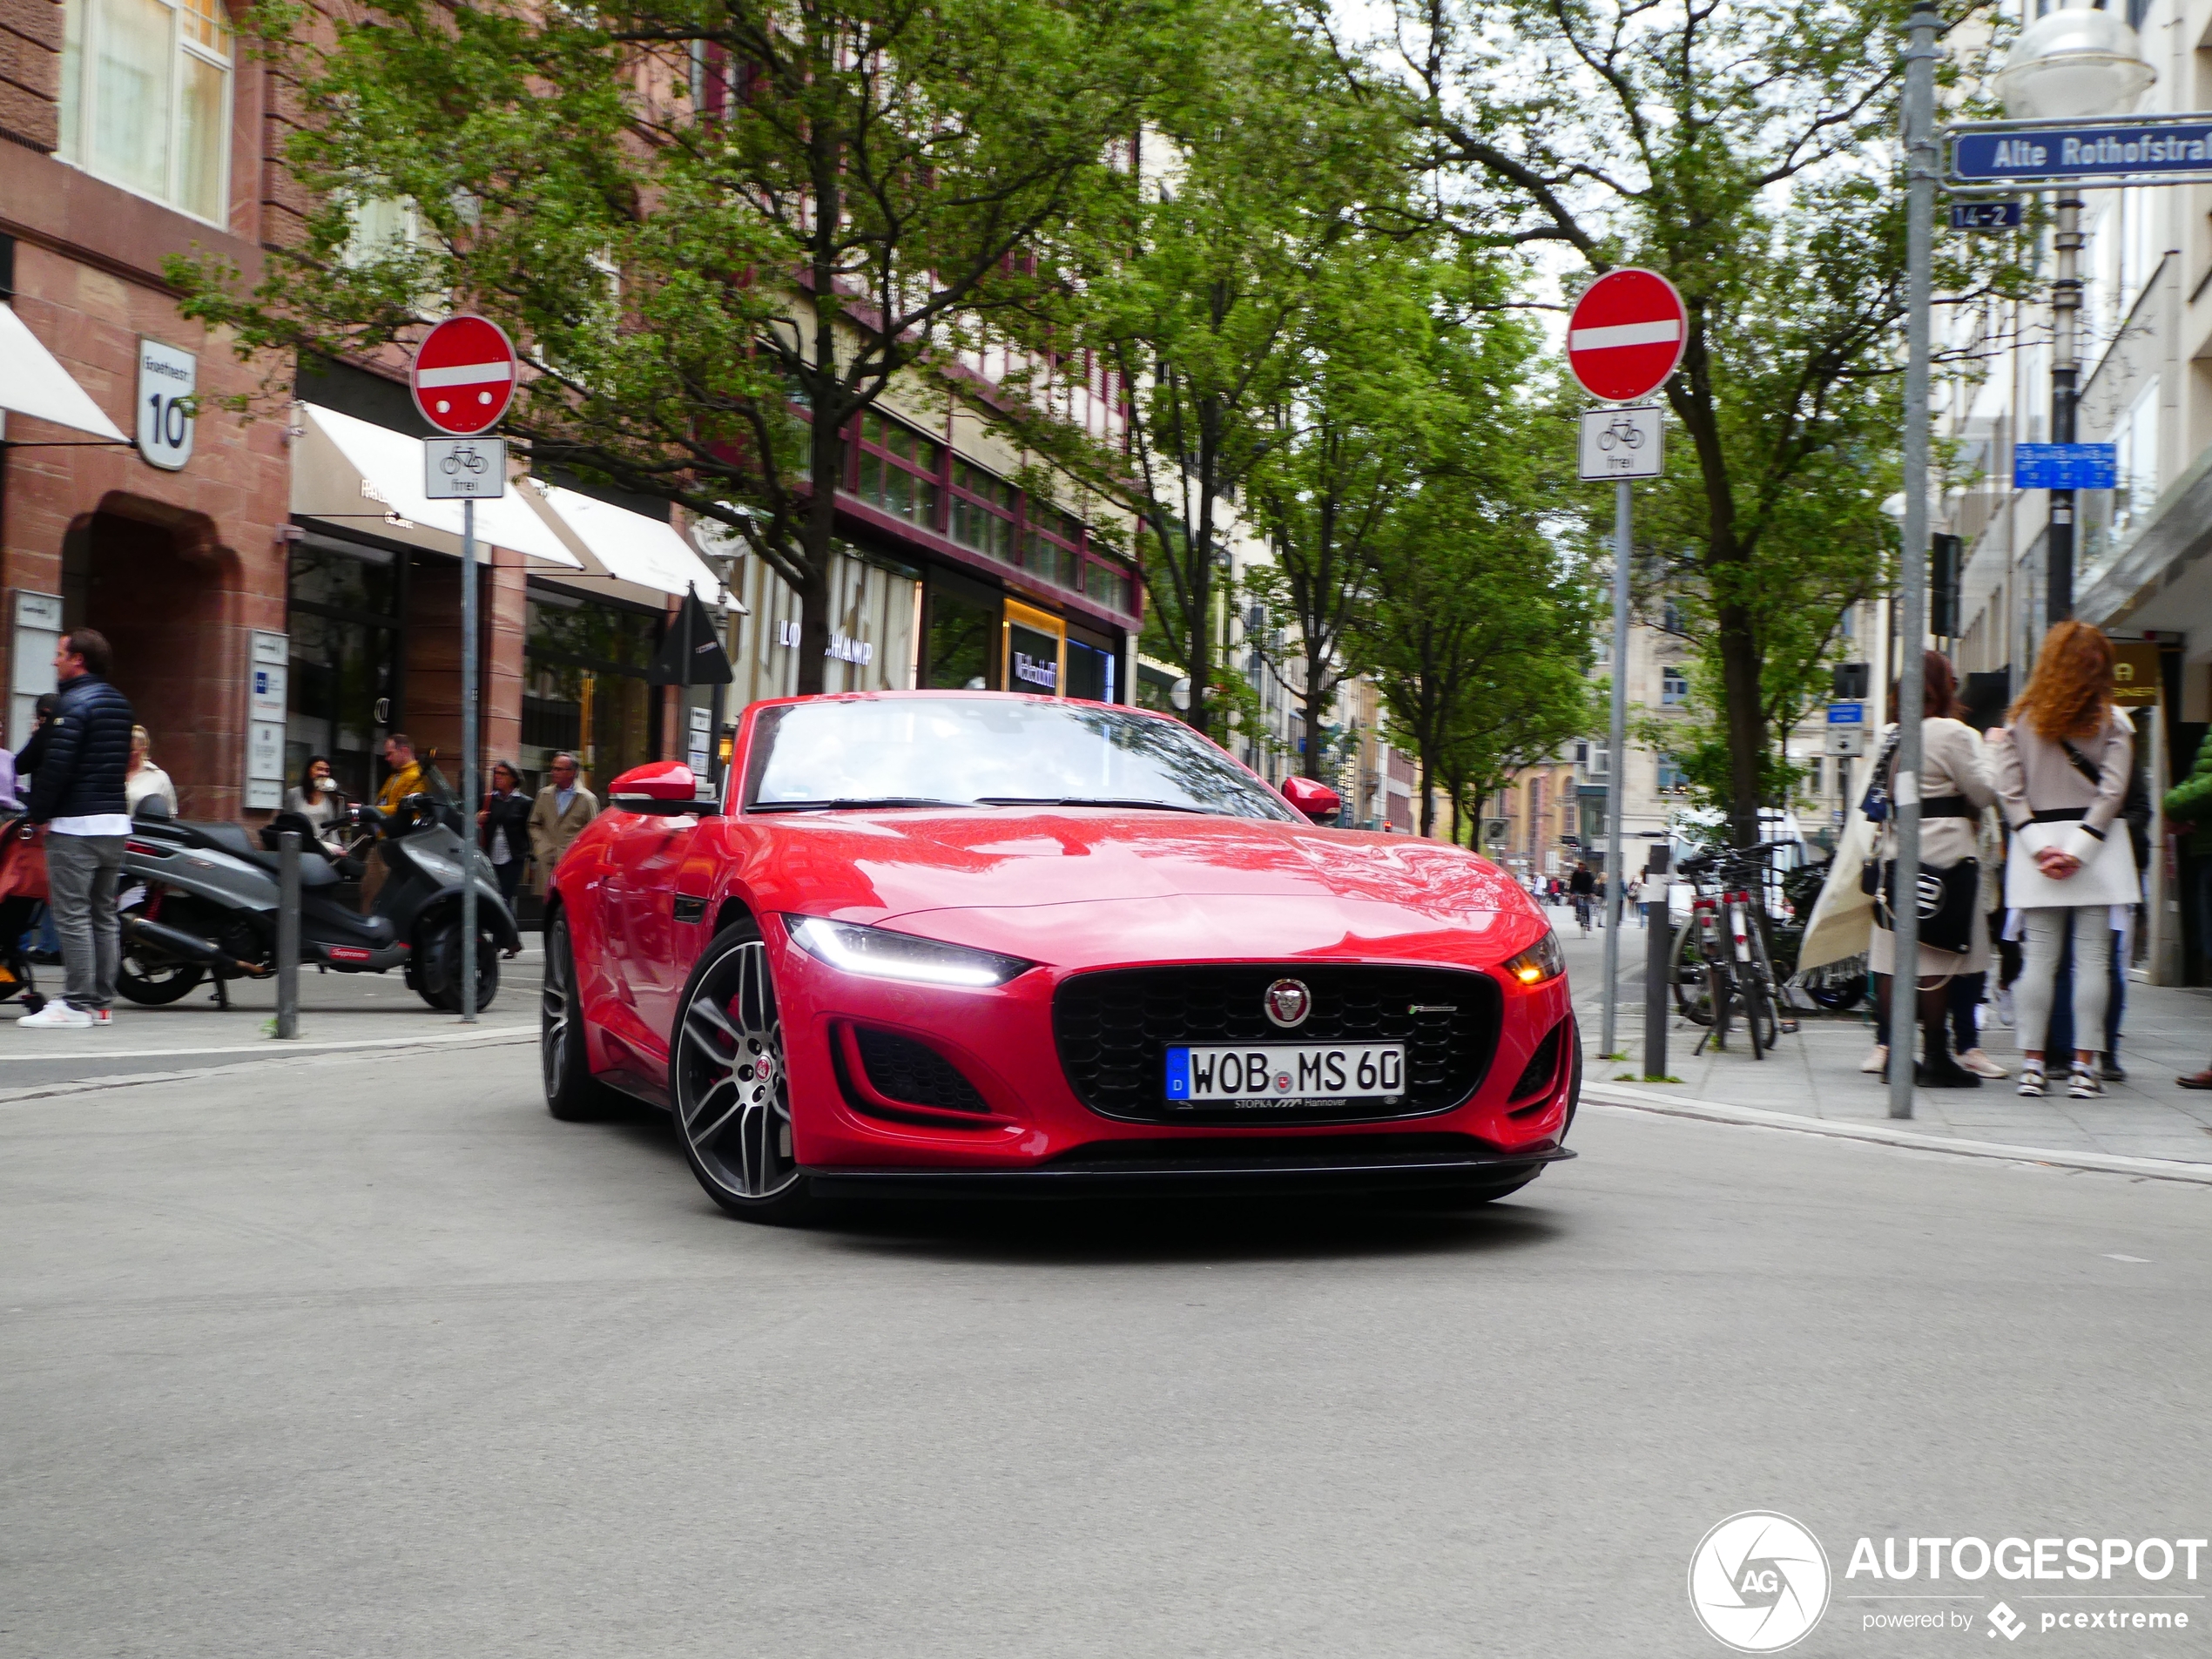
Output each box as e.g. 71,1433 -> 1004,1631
671,917 -> 815,1224
542,910 -> 624,1122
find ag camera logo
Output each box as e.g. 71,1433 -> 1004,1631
1689,1511 -> 1831,1652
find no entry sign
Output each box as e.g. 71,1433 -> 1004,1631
1566,269 -> 1687,404
410,314 -> 517,435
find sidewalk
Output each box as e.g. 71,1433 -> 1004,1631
1556,915 -> 2212,1166
1,943 -> 543,1093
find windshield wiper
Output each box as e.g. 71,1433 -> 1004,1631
748,798 -> 967,813
974,796 -> 1217,814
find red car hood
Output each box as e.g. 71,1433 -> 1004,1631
766,810 -> 1542,968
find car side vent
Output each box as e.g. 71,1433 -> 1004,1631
1507,1022 -> 1564,1106
854,1028 -> 990,1116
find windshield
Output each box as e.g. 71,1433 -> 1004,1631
745,698 -> 1298,821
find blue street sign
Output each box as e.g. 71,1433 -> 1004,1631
2014,442 -> 2117,490
1951,119 -> 2212,185
1826,703 -> 1865,725
1949,199 -> 2022,230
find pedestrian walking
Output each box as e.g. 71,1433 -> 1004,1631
479,760 -> 533,911
124,726 -> 177,816
1991,622 -> 2138,1101
283,756 -> 349,852
1863,651 -> 1998,1089
529,752 -> 598,891
17,629 -> 134,1028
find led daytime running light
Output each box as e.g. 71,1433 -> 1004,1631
785,915 -> 1032,988
1502,930 -> 1566,987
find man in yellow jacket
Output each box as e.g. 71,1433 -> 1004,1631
361,732 -> 424,911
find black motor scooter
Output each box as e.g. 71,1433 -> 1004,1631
118,783 -> 517,1012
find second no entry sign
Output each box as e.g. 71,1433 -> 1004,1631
411,314 -> 518,435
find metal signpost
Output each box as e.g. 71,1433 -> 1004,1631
412,315 -> 519,1026
1568,268 -> 1686,1066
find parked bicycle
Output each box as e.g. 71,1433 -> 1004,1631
1669,842 -> 1792,1058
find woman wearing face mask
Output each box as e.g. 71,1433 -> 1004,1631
284,756 -> 348,851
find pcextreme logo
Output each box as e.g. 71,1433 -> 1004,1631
1688,1511 -> 1832,1652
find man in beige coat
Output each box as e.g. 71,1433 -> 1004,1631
529,752 -> 598,891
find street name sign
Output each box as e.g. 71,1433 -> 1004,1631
1577,405 -> 1662,480
424,437 -> 509,500
1950,115 -> 2212,188
1949,199 -> 2022,230
2014,442 -> 2116,490
1826,702 -> 1865,725
410,315 -> 517,435
1566,269 -> 1687,403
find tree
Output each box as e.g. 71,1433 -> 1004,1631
1241,242 -> 1457,778
1001,11 -> 1414,738
173,0 -> 1166,691
1318,0 -> 2020,845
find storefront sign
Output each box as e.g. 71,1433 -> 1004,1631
246,631 -> 287,811
2112,641 -> 2161,706
136,340 -> 196,471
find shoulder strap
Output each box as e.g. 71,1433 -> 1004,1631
2056,737 -> 2105,789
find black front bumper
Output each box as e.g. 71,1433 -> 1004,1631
803,1138 -> 1573,1200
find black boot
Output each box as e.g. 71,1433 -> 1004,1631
1915,1015 -> 1981,1089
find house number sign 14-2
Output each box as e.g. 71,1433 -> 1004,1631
136,339 -> 197,471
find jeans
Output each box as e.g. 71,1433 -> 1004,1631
45,833 -> 125,1011
493,856 -> 523,909
2044,922 -> 2128,1059
2016,907 -> 2112,1062
1948,971 -> 1985,1055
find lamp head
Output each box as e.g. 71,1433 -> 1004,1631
1995,5 -> 2155,122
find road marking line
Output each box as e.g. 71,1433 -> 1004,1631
2104,1252 -> 2152,1262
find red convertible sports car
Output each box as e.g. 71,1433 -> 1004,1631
542,692 -> 1577,1222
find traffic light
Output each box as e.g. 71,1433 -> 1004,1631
1831,662 -> 1870,700
1930,534 -> 1961,638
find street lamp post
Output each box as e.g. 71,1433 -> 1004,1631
2047,189 -> 2082,627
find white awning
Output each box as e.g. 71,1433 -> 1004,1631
292,402 -> 580,567
0,305 -> 129,441
529,483 -> 734,606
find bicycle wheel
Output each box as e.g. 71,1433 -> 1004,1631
1670,921 -> 1715,1026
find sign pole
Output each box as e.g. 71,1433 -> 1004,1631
1890,0 -> 1939,1120
461,495 -> 479,1026
2047,185 -> 2082,628
1600,477 -> 1632,1062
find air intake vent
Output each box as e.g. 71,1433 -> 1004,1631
1507,1021 -> 1565,1107
853,1028 -> 989,1116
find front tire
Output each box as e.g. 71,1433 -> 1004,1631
542,910 -> 624,1122
671,918 -> 816,1224
417,919 -> 499,1012
116,949 -> 206,1006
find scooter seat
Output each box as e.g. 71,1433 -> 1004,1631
167,820 -> 339,887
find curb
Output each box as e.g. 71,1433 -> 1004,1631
1581,1081 -> 2212,1186
0,1028 -> 537,1106
0,1023 -> 538,1064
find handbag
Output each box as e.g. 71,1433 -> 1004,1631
1863,855 -> 1979,954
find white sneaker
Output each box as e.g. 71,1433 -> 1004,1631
1958,1048 -> 2008,1080
2017,1062 -> 2046,1098
2067,1062 -> 2104,1100
17,1001 -> 94,1028
1859,1044 -> 1889,1074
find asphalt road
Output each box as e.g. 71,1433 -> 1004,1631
4,1042 -> 2209,1657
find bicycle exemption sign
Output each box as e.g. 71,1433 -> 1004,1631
1579,405 -> 1663,480
424,437 -> 509,500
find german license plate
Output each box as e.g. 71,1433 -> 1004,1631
1165,1042 -> 1405,1105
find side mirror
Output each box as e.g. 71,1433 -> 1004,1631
610,761 -> 715,816
1279,775 -> 1341,825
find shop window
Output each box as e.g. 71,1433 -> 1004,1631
1065,638 -> 1116,703
1083,557 -> 1135,614
286,539 -> 401,806
523,590 -> 664,792
949,460 -> 1016,562
923,581 -> 997,690
59,0 -> 233,223
853,410 -> 942,529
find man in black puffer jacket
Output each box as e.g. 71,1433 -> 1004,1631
21,628 -> 136,1027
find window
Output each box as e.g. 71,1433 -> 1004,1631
1662,664 -> 1689,706
1657,754 -> 1689,794
1661,597 -> 1683,634
1023,505 -> 1082,589
853,411 -> 942,528
60,0 -> 232,223
948,460 -> 1016,563
1084,557 -> 1136,614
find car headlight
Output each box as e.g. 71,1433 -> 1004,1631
784,916 -> 1033,988
1501,930 -> 1566,987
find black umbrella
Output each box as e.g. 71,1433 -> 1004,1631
649,587 -> 734,686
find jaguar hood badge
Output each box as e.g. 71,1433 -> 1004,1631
1263,978 -> 1312,1029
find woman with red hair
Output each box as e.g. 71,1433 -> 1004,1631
1991,622 -> 2139,1100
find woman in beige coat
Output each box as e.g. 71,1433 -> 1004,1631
1865,651 -> 2000,1088
1990,622 -> 2137,1101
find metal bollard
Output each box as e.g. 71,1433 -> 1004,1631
276,830 -> 300,1040
1642,845 -> 1670,1080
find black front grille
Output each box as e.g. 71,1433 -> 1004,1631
1053,965 -> 1501,1125
853,1028 -> 990,1115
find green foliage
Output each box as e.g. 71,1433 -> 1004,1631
171,0 -> 1167,690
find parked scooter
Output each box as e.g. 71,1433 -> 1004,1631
118,782 -> 516,1012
